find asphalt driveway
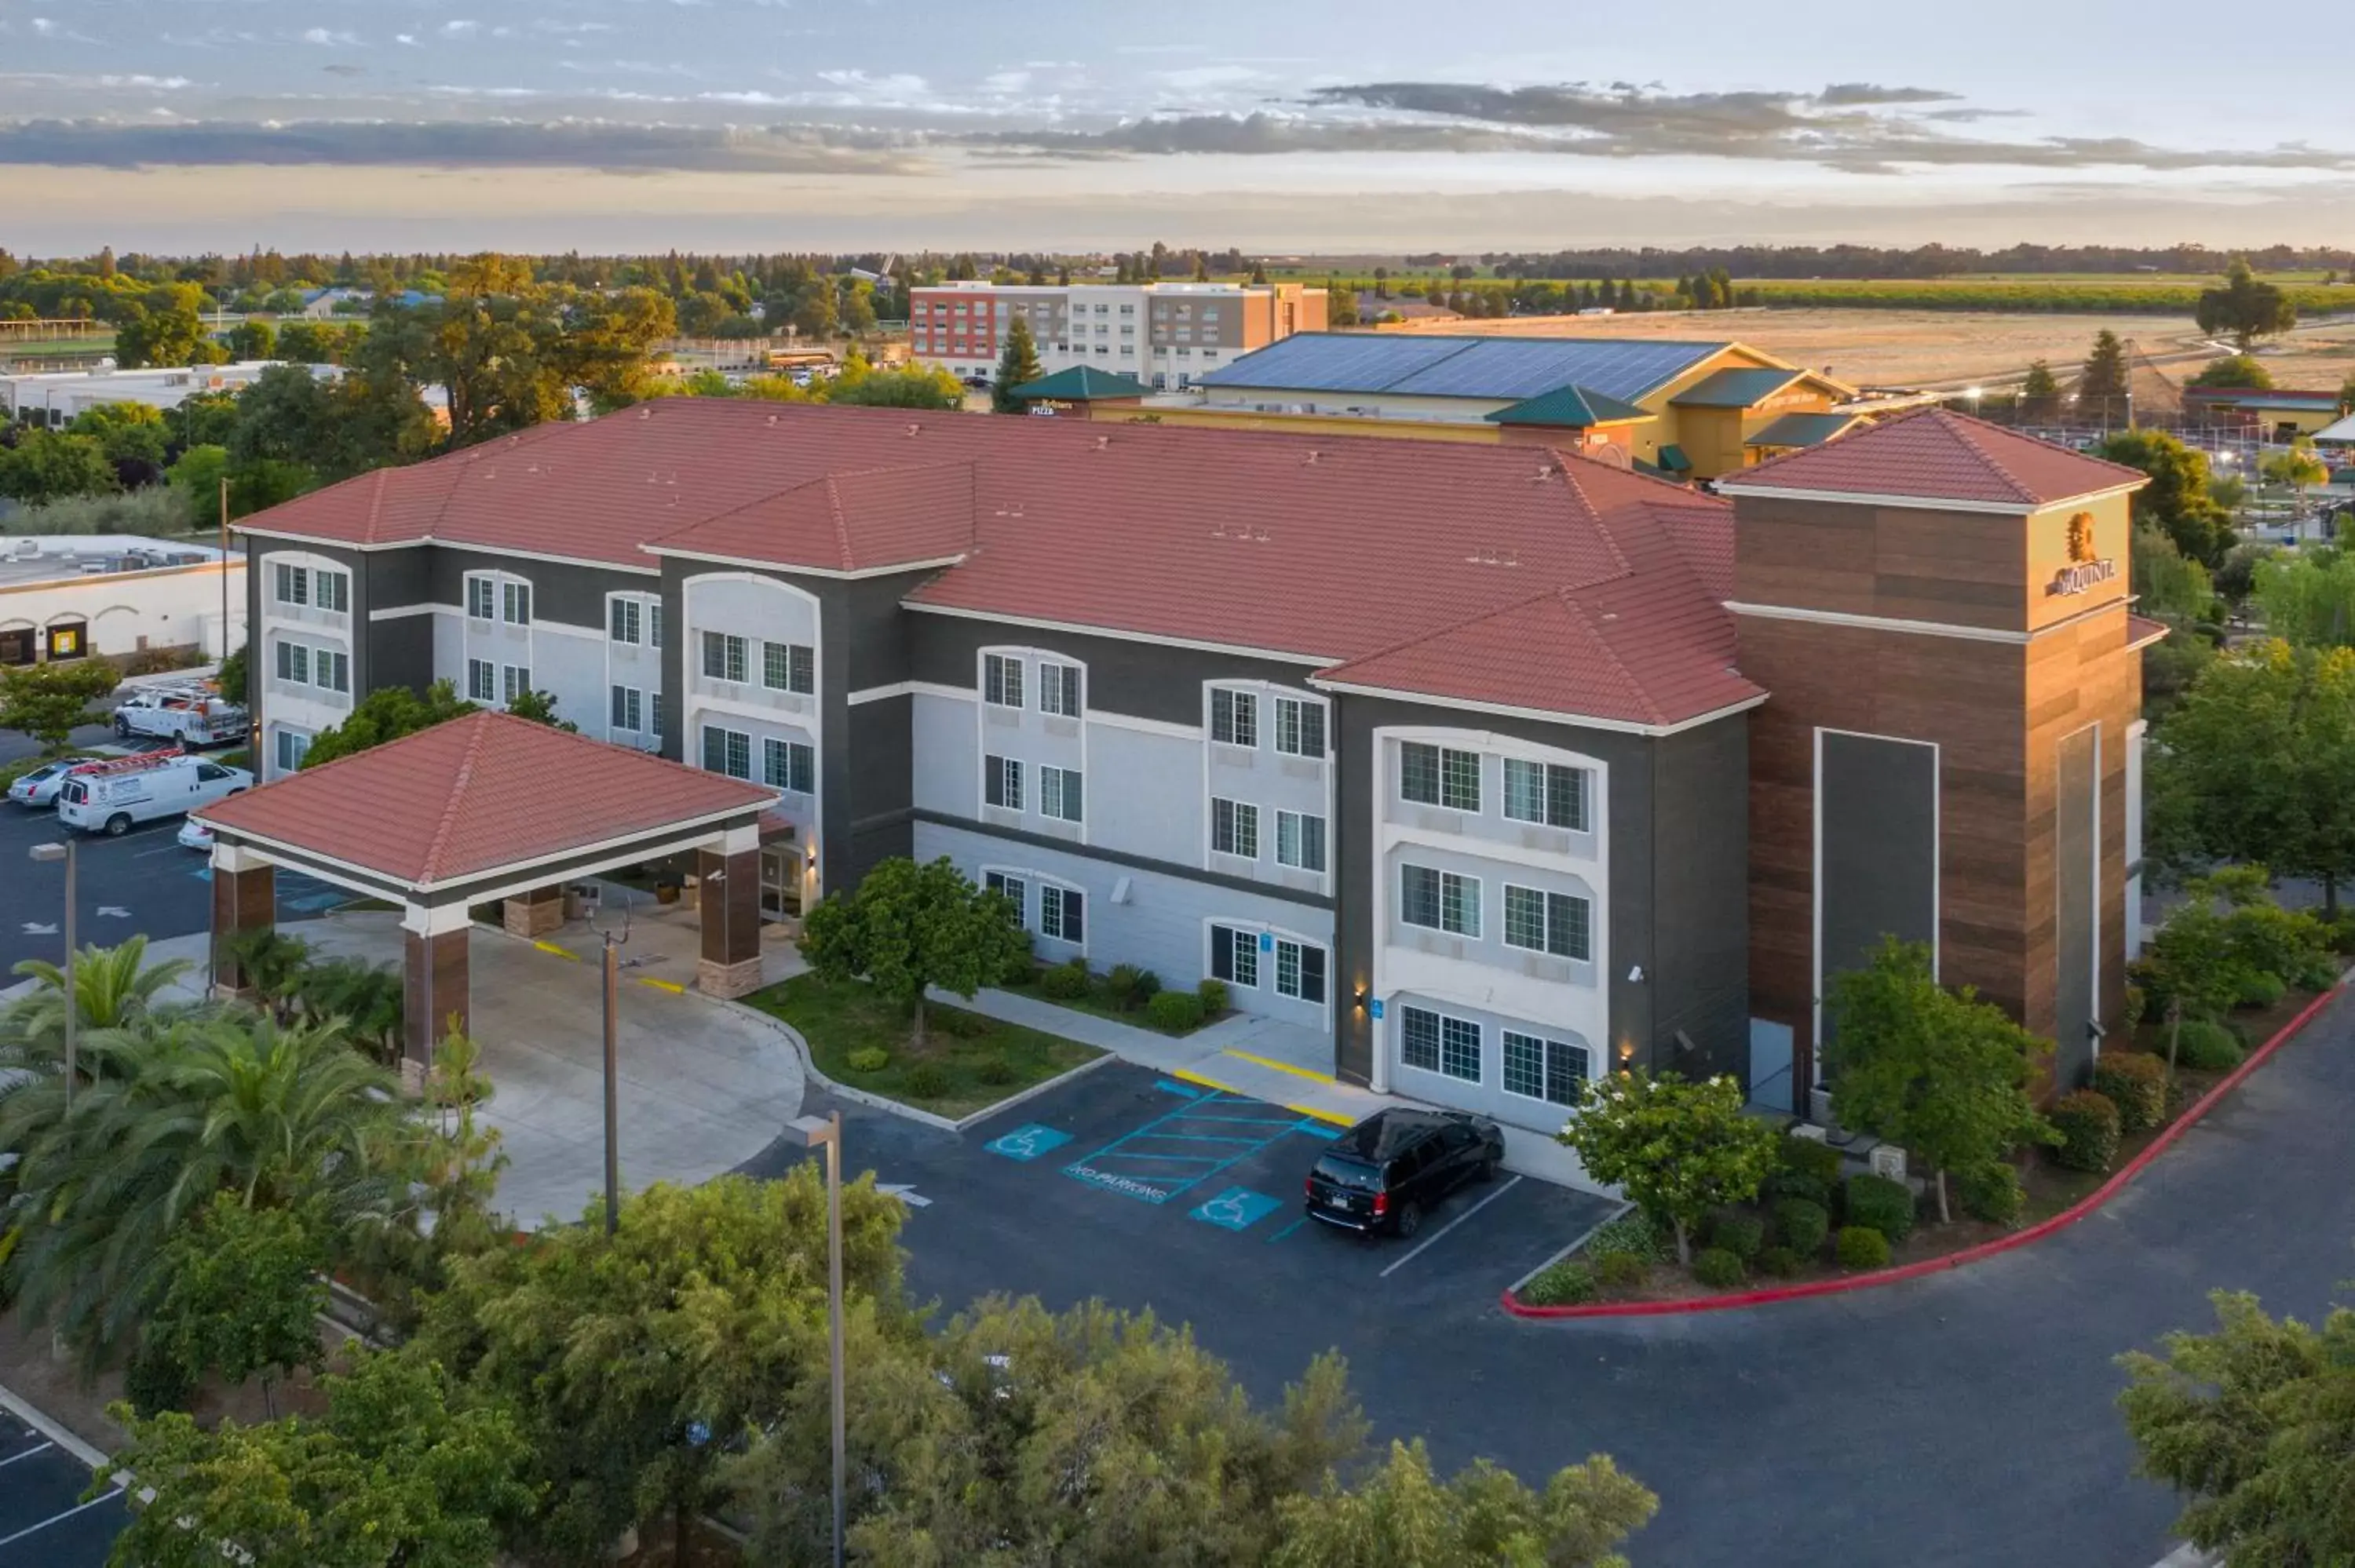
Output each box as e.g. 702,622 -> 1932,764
748,996 -> 2355,1568
0,1412 -> 122,1568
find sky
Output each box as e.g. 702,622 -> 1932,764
4,0 -> 2353,254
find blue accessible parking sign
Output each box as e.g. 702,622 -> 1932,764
985,1123 -> 1073,1161
1188,1186 -> 1285,1232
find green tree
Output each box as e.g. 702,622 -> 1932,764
1556,1070 -> 1779,1264
2196,258 -> 2298,351
2189,353 -> 2274,390
2081,330 -> 2133,427
1325,279 -> 1360,326
298,679 -> 476,768
991,315 -> 1044,413
1,933 -> 195,1074
1270,1439 -> 1658,1568
792,283 -> 839,340
563,285 -> 676,413
2260,440 -> 2329,509
68,400 -> 169,466
799,855 -> 1029,1045
411,1172 -> 910,1564
2133,526 -> 2216,625
115,307 -> 206,369
2147,640 -> 2355,915
1823,939 -> 2054,1223
2101,428 -> 2236,567
502,687 -> 577,731
2020,359 -> 2061,421
174,388 -> 241,448
2339,371 -> 2355,414
165,443 -> 230,528
145,1194 -> 328,1417
225,318 -> 277,359
0,429 -> 120,504
272,320 -> 345,364
2141,877 -> 2251,1080
102,1349 -> 538,1568
0,656 -> 120,752
822,356 -> 966,410
2251,542 -> 2355,647
2118,1290 -> 2355,1565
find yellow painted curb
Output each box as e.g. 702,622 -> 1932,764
531,940 -> 579,961
1287,1102 -> 1356,1128
1170,1067 -> 1247,1097
637,977 -> 687,995
1222,1048 -> 1336,1085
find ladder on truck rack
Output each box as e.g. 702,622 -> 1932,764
70,747 -> 185,777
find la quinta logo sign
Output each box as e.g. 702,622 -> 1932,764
2046,512 -> 2117,597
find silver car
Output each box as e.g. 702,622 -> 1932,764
5,758 -> 89,808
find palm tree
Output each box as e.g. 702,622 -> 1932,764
288,957 -> 406,1066
0,1011 -> 411,1373
0,935 -> 199,1075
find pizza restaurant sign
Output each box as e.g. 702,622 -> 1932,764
2046,512 -> 2118,598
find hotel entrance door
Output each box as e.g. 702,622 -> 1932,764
758,844 -> 801,921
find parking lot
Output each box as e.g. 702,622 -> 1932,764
0,1412 -> 122,1568
754,1062 -> 1619,1392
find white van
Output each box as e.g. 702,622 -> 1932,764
55,753 -> 253,837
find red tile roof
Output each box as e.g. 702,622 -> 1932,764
1717,407 -> 2148,507
192,710 -> 774,888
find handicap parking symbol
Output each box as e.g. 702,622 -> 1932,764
985,1123 -> 1073,1161
1188,1186 -> 1284,1233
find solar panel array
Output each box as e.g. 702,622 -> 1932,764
1196,333 -> 1727,402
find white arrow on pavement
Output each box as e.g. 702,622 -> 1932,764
20,922 -> 58,935
876,1183 -> 932,1209
96,906 -> 132,918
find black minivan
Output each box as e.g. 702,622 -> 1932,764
1303,1107 -> 1506,1238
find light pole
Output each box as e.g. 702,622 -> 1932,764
787,1110 -> 845,1568
28,840 -> 76,1115
589,888 -> 647,1236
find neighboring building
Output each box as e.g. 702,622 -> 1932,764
907,281 -> 1327,388
0,534 -> 243,667
2182,387 -> 2350,440
2,361 -> 333,429
232,400 -> 2147,1133
1129,333 -> 1857,480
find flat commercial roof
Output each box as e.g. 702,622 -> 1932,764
1197,334 -> 1732,403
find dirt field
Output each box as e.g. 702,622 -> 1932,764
1380,307 -> 2355,396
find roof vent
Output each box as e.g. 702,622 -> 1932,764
766,414 -> 779,426
638,406 -> 652,420
1302,450 -> 1320,465
1532,463 -> 1560,482
1094,435 -> 1111,450
905,422 -> 922,437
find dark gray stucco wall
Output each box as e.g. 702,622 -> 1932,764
905,610 -> 1325,727
1334,692 -> 1749,1091
848,695 -> 915,882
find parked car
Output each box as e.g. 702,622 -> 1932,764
1303,1107 -> 1506,1238
176,817 -> 215,851
56,752 -> 251,837
5,757 -> 96,808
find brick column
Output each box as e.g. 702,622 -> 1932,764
209,844 -> 276,995
696,833 -> 763,999
502,884 -> 565,938
402,911 -> 471,1071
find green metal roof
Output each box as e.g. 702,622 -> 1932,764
1481,382 -> 1650,428
1008,366 -> 1152,401
1656,444 -> 1693,473
1668,366 -> 1806,408
1744,411 -> 1867,450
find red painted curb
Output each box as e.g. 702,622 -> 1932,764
1502,982 -> 2344,1320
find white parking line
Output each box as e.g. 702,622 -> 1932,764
1506,1201 -> 1635,1295
0,1487 -> 124,1548
1380,1176 -> 1523,1279
0,1439 -> 56,1469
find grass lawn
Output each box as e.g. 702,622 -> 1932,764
747,972 -> 1101,1119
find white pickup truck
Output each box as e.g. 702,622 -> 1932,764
112,684 -> 248,747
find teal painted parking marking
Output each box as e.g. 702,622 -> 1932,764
985,1124 -> 1072,1161
1153,1079 -> 1201,1098
1063,1089 -> 1327,1205
1190,1187 -> 1283,1232
1267,1215 -> 1311,1244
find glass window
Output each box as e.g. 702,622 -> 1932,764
1041,885 -> 1084,943
1275,939 -> 1325,1004
1504,885 -> 1591,960
1400,1006 -> 1440,1072
1440,1016 -> 1481,1081
984,871 -> 1027,919
1400,864 -> 1480,937
1503,758 -> 1589,830
1210,688 -> 1257,746
314,571 -> 348,613
501,582 -> 531,626
273,562 -> 308,606
1440,749 -> 1481,811
1400,742 -> 1481,810
1504,1031 -> 1589,1105
702,725 -> 750,779
1211,797 -> 1258,859
1039,662 -> 1083,717
764,737 -> 816,794
1041,765 -> 1083,823
703,631 -> 747,683
648,602 -> 663,649
501,665 -> 530,703
275,728 -> 309,773
1275,811 -> 1326,873
610,685 -> 641,731
467,658 -> 495,702
317,649 -> 349,693
1211,924 -> 1258,988
984,652 -> 1024,708
466,576 -> 495,620
274,639 -> 307,684
984,754 -> 1024,811
610,599 -> 642,645
1274,697 -> 1325,757
764,641 -> 815,695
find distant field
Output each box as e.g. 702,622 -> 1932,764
1741,278 -> 2353,313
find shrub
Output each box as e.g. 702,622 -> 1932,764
845,1046 -> 889,1074
1777,1131 -> 1845,1188
1196,978 -> 1230,1015
1133,969 -> 1163,1002
1594,1250 -> 1648,1290
1038,961 -> 1090,1001
2222,901 -> 2331,984
1956,1162 -> 2025,1226
973,1056 -> 1017,1086
932,1007 -> 992,1039
902,1062 -> 951,1099
2122,984 -> 2147,1029
1584,1210 -> 1667,1263
1762,1169 -> 1830,1208
123,1342 -> 195,1417
1843,1173 -> 1916,1243
1756,1245 -> 1803,1279
999,952 -> 1038,986
1518,1261 -> 1597,1307
2294,956 -> 2342,993
1835,1226 -> 1892,1270
1691,1248 -> 1747,1289
1773,1197 -> 1830,1256
2090,1052 -> 2168,1132
1708,1211 -> 1765,1261
2049,1089 -> 2122,1172
1145,989 -> 1205,1031
1105,964 -> 1152,1009
2174,1019 -> 2245,1071
2235,971 -> 2286,1009
2327,913 -> 2355,956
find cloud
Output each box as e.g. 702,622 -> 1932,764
440,20 -> 481,37
1816,83 -> 1961,107
0,118 -> 927,176
322,64 -> 366,78
815,70 -> 929,94
0,71 -> 194,91
395,33 -> 420,46
301,28 -> 362,47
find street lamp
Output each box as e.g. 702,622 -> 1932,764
27,841 -> 76,1116
588,888 -> 648,1237
787,1110 -> 846,1568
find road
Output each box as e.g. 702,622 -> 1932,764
757,993 -> 2355,1568
0,1410 -> 123,1568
